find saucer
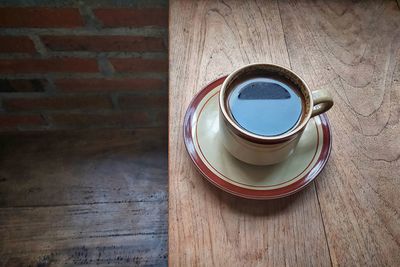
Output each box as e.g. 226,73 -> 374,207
183,76 -> 332,199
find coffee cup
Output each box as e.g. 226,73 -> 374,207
219,63 -> 333,165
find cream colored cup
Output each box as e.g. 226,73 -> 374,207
219,63 -> 333,165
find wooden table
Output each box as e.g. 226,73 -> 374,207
169,1 -> 400,265
0,129 -> 167,266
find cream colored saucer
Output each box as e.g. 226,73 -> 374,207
184,77 -> 332,199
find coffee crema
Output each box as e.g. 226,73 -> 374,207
228,77 -> 303,136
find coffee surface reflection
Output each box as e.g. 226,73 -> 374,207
228,77 -> 303,136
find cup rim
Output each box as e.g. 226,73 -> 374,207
219,63 -> 314,144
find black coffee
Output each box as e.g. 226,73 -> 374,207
228,77 -> 303,136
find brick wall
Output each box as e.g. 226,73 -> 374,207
0,0 -> 168,131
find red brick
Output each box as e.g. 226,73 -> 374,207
110,58 -> 168,72
0,7 -> 84,28
0,36 -> 35,53
118,95 -> 167,109
94,8 -> 167,27
0,79 -> 47,92
55,78 -> 165,92
51,112 -> 150,127
41,36 -> 165,52
0,114 -> 45,127
3,96 -> 111,111
0,58 -> 98,73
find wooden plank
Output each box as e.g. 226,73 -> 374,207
279,0 -> 400,265
0,129 -> 167,207
169,1 -> 331,265
0,202 -> 167,266
0,129 -> 167,266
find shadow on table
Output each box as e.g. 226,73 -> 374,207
203,176 -> 316,217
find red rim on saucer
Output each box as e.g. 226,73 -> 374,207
183,76 -> 332,199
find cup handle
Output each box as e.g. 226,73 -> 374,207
311,89 -> 333,117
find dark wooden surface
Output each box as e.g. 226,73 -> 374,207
0,128 -> 167,266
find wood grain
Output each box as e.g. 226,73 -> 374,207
0,129 -> 167,266
279,0 -> 400,265
169,1 -> 331,266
